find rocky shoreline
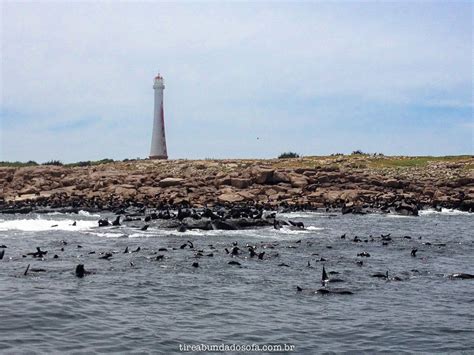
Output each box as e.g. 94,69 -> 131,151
0,155 -> 473,216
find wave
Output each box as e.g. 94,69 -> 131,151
0,218 -> 96,232
419,208 -> 472,216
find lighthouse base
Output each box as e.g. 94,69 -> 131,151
149,155 -> 168,160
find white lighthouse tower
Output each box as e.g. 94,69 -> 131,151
149,74 -> 168,159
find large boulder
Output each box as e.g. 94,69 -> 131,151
159,178 -> 184,187
230,178 -> 252,189
289,174 -> 309,188
254,169 -> 274,184
218,193 -> 245,203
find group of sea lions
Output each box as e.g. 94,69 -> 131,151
1,206 -> 473,294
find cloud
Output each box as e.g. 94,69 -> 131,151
1,1 -> 472,161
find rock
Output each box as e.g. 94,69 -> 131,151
271,171 -> 290,184
230,178 -> 252,189
254,169 -> 274,184
158,178 -> 184,187
395,202 -> 419,216
384,179 -> 403,188
289,175 -> 308,188
218,193 -> 245,203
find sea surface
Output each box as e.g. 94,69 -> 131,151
0,209 -> 473,354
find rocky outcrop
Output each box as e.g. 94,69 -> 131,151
0,156 -> 472,214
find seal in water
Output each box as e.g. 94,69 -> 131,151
322,266 -> 329,286
449,273 -> 474,279
75,264 -> 92,278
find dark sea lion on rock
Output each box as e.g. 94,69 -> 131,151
288,220 -> 304,229
0,249 -> 4,260
112,216 -> 121,226
140,225 -> 149,231
411,248 -> 418,257
211,220 -> 237,230
0,245 -> 7,248
228,261 -> 241,266
358,252 -> 370,257
278,263 -> 290,267
98,219 -> 110,227
192,262 -> 199,268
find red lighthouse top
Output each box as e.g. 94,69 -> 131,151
155,74 -> 163,80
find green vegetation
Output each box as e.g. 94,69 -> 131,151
368,155 -> 473,168
43,160 -> 63,166
0,160 -> 38,167
278,152 -> 300,159
66,158 -> 114,167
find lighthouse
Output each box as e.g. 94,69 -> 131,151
149,74 -> 168,159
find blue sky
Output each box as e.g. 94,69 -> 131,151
1,1 -> 472,162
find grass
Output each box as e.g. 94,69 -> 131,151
367,155 -> 473,168
0,161 -> 39,167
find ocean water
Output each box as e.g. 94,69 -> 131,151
0,210 -> 473,354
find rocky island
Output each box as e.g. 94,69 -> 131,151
0,155 -> 473,216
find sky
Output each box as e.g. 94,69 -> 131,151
0,1 -> 472,163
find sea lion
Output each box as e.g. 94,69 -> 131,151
192,262 -> 199,268
140,225 -> 149,231
228,261 -> 241,266
372,271 -> 389,279
0,249 -> 4,260
411,248 -> 418,257
112,216 -> 121,226
27,247 -> 47,258
296,286 -> 353,295
75,264 -> 92,278
99,252 -> 113,260
98,219 -> 110,227
449,273 -> 474,279
357,252 -> 370,257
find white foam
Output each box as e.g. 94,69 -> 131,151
86,232 -> 127,238
306,226 -> 324,231
0,218 -> 96,231
277,212 -> 328,218
419,208 -> 472,216
78,210 -> 101,218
